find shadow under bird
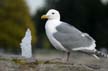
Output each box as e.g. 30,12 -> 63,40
41,9 -> 108,61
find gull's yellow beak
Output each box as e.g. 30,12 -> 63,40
41,15 -> 48,19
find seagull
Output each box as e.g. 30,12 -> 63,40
41,9 -> 106,61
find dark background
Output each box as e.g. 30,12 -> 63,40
33,0 -> 108,52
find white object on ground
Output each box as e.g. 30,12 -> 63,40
20,28 -> 32,58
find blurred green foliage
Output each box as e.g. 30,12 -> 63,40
0,0 -> 36,51
33,8 -> 51,49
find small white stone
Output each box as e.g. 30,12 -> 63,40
20,28 -> 32,58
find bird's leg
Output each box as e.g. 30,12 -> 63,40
66,52 -> 70,62
49,52 -> 70,62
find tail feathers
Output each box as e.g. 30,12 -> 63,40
95,50 -> 108,58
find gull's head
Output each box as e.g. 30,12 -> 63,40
41,9 -> 60,20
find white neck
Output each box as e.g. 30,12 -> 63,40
45,20 -> 61,34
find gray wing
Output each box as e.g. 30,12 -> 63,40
53,22 -> 95,50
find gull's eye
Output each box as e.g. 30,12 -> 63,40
52,12 -> 55,15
